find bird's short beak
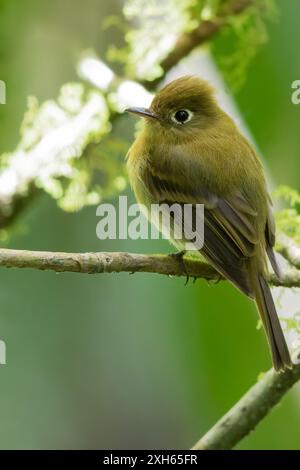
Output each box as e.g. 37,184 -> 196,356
125,107 -> 159,120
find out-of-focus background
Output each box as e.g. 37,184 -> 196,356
0,0 -> 300,450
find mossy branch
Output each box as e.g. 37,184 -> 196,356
192,362 -> 300,450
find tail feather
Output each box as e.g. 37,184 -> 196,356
254,274 -> 292,372
266,244 -> 283,281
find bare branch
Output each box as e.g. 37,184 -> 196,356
0,248 -> 299,288
0,248 -> 218,277
192,362 -> 300,450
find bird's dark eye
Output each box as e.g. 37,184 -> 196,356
172,109 -> 193,124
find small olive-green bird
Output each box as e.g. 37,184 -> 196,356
126,76 -> 291,371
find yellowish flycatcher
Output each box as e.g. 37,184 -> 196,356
126,76 -> 291,371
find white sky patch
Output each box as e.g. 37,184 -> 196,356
77,55 -> 115,91
111,80 -> 153,111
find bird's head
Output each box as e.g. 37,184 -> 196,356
126,76 -> 220,142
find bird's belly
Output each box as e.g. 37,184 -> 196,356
132,182 -> 190,251
128,153 -> 189,250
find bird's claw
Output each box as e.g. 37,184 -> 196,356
169,250 -> 189,285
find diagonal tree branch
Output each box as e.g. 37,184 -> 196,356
0,247 -> 299,288
192,361 -> 300,450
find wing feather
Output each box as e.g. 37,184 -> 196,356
144,165 -> 257,297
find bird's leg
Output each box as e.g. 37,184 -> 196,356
168,250 -> 189,285
207,273 -> 222,286
214,274 -> 222,284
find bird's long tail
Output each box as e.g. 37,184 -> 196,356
253,274 -> 292,371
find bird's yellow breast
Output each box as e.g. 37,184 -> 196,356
126,135 -> 153,209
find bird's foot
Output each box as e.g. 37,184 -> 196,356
168,250 -> 189,285
213,274 -> 222,284
207,274 -> 222,286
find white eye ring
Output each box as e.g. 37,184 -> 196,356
171,109 -> 193,124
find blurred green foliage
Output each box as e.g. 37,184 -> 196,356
0,0 -> 300,451
212,0 -> 277,90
